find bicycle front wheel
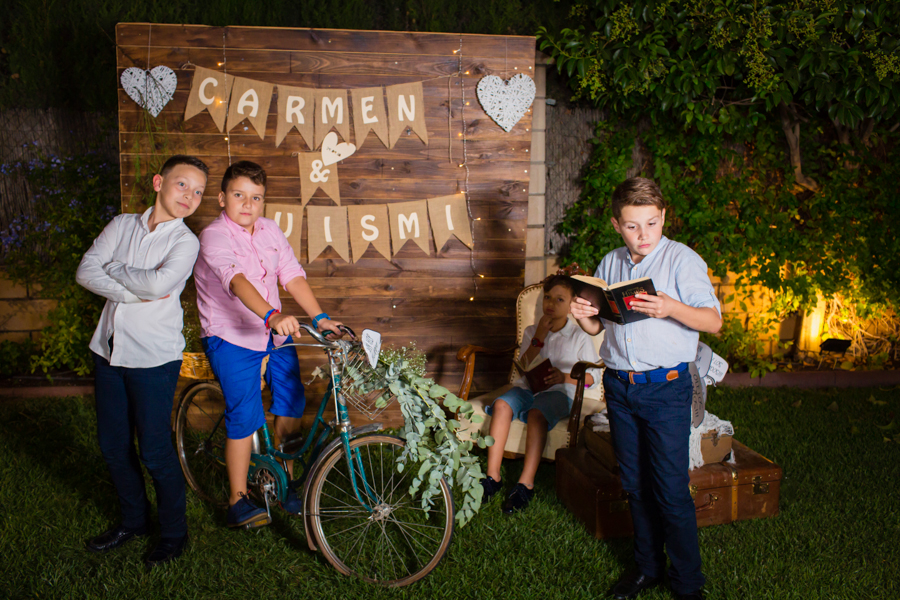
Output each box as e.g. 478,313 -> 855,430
308,435 -> 454,587
175,381 -> 230,506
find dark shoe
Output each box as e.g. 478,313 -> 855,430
676,591 -> 705,600
611,569 -> 662,599
146,534 -> 189,567
227,492 -> 271,528
280,484 -> 303,516
501,483 -> 534,514
480,476 -> 502,503
86,524 -> 149,553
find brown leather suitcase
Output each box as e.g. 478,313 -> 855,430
555,440 -> 782,539
582,427 -> 734,474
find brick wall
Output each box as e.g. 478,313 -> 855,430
0,271 -> 55,343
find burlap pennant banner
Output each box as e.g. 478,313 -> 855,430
427,193 -> 473,250
314,90 -> 351,150
307,206 -> 350,262
275,85 -> 314,149
388,200 -> 431,256
387,82 -> 428,148
184,66 -> 234,132
264,203 -> 304,260
298,152 -> 340,207
351,87 -> 389,149
226,77 -> 274,139
347,205 -> 390,262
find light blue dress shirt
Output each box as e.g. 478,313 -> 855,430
594,236 -> 721,372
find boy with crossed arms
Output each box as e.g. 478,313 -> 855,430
571,178 -> 722,600
77,155 -> 209,566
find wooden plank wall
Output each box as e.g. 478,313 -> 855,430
116,24 -> 534,424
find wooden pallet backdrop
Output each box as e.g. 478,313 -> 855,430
116,24 -> 534,425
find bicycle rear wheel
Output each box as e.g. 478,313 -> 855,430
175,381 -> 229,506
308,435 -> 454,587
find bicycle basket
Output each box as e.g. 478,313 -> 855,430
337,342 -> 397,420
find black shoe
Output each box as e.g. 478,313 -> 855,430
611,569 -> 662,599
676,591 -> 705,600
146,534 -> 189,567
501,483 -> 534,514
480,476 -> 502,502
86,524 -> 149,553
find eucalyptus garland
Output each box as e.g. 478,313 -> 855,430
332,343 -> 493,526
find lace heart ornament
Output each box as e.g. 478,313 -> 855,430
475,73 -> 536,133
120,66 -> 177,117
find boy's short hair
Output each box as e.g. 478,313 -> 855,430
542,274 -> 574,294
611,177 -> 666,219
159,155 -> 209,178
221,160 -> 267,193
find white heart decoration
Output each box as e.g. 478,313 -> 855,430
321,131 -> 357,166
476,73 -> 536,133
120,66 -> 177,118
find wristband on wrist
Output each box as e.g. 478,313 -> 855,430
312,312 -> 329,329
263,308 -> 279,329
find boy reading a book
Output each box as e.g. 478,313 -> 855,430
480,275 -> 601,514
193,161 -> 343,529
571,177 -> 722,600
76,155 -> 209,566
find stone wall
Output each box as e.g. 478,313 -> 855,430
0,271 -> 54,343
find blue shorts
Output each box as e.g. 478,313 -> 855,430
202,334 -> 306,440
485,386 -> 572,431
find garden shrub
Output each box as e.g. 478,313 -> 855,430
0,150 -> 119,376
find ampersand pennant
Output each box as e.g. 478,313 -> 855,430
275,85 -> 314,149
226,77 -> 274,139
298,152 -> 340,207
351,87 -> 389,149
307,206 -> 349,262
314,90 -> 351,149
427,193 -> 473,250
184,66 -> 234,132
388,200 -> 431,256
348,204 -> 391,262
387,82 -> 428,148
264,203 -> 304,260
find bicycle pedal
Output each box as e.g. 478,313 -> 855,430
243,515 -> 272,529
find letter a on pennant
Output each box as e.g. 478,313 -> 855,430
388,200 -> 431,256
184,66 -> 234,132
427,193 -> 473,250
226,77 -> 274,139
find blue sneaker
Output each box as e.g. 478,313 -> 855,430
227,492 -> 271,529
281,484 -> 303,515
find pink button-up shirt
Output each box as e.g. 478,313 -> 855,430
194,211 -> 306,351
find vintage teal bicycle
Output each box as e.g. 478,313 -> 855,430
174,323 -> 454,586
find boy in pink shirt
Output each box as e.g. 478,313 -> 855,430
194,161 -> 342,528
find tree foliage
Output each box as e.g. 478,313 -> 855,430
538,0 -> 900,189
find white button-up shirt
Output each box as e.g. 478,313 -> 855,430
76,207 -> 200,368
516,319 -> 602,399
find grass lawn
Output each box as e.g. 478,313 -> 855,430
1,385 -> 898,600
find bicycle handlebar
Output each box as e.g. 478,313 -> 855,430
294,322 -> 356,346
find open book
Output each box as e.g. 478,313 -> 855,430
513,354 -> 556,393
568,275 -> 658,325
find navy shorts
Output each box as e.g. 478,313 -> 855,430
202,334 -> 306,440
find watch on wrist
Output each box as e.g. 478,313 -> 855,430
530,337 -> 544,348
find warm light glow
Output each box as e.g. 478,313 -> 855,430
469,297 -> 474,301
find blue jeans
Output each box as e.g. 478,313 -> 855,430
603,369 -> 705,595
92,352 -> 187,538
